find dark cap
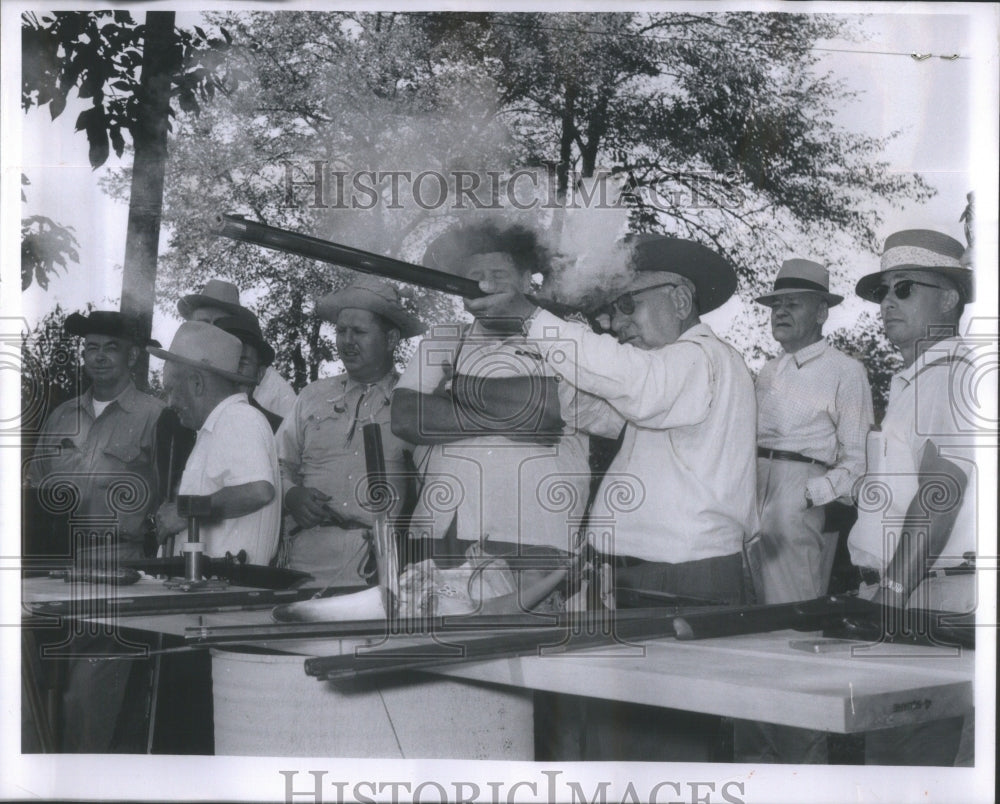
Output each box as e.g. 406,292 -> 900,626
64,311 -> 159,347
212,311 -> 276,366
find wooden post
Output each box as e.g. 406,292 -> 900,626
120,11 -> 180,389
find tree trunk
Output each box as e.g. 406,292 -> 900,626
120,11 -> 180,389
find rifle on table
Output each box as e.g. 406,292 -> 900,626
212,214 -> 580,318
301,594 -> 975,683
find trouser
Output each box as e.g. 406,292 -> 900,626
736,459 -> 835,762
286,524 -> 372,588
568,552 -> 744,762
59,539 -> 151,752
753,457 -> 835,604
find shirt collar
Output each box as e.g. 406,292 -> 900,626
84,381 -> 139,415
895,335 -> 968,388
788,338 -> 828,368
201,392 -> 248,434
332,371 -> 398,403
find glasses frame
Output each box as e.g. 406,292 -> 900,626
607,282 -> 680,317
872,279 -> 943,304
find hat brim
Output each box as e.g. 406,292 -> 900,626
178,294 -> 247,320
316,289 -> 426,338
855,266 -> 975,303
64,312 -> 156,346
146,345 -> 255,385
754,288 -> 843,307
628,236 -> 737,313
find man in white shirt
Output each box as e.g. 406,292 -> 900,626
735,259 -> 873,765
178,278 -> 297,420
467,233 -> 757,761
150,321 -> 281,565
752,259 -> 873,605
849,228 -> 977,766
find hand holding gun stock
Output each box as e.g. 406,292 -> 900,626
212,214 -> 580,317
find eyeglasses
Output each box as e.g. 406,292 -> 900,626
605,282 -> 679,317
872,279 -> 943,303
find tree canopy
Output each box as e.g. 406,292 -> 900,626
91,10 -> 936,383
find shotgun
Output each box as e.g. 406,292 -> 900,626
212,214 -> 581,317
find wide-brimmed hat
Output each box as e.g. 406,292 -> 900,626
856,229 -> 974,303
754,259 -> 843,307
147,321 -> 253,385
64,311 -> 160,347
315,277 -> 426,338
623,234 -> 737,313
212,311 -> 276,366
178,278 -> 246,320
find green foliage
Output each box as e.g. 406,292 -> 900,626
21,10 -> 240,168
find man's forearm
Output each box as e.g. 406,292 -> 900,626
207,481 -> 275,521
882,445 -> 968,601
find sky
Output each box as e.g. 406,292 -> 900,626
9,7 -> 996,355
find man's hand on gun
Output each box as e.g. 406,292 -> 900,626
285,486 -> 369,532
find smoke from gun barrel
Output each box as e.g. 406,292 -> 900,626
212,214 -> 579,317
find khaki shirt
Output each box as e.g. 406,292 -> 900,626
27,382 -> 165,545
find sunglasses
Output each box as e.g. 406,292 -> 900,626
872,279 -> 943,304
605,282 -> 679,317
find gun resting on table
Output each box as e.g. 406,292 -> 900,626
212,214 -> 580,317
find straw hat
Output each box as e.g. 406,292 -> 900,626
177,278 -> 246,319
856,229 -> 974,303
754,259 -> 843,307
147,321 -> 253,384
315,277 -> 425,338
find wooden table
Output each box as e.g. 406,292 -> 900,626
22,577 -> 975,743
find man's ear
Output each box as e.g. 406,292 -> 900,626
673,284 -> 695,320
939,287 -> 962,316
386,328 -> 401,354
127,345 -> 140,369
816,300 -> 829,326
190,369 -> 206,396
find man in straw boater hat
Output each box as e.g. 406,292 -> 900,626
178,278 -> 297,420
732,259 -> 873,765
849,229 -> 978,766
275,277 -> 425,587
149,321 -> 281,565
24,311 -> 166,752
466,232 -> 757,761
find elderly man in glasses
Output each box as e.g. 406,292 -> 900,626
468,233 -> 757,761
849,229 -> 977,766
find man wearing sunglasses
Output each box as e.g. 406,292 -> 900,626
467,233 -> 757,761
849,228 -> 977,766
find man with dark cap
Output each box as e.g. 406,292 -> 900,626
177,278 -> 297,420
468,233 -> 757,761
24,310 -> 165,753
850,229 -> 978,766
27,311 -> 165,562
733,259 -> 873,765
276,278 -> 425,586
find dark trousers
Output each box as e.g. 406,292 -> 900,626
541,552 -> 744,762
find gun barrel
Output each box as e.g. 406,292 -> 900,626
213,214 -> 580,317
214,214 -> 484,298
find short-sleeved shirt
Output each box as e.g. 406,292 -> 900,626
526,312 -> 758,563
848,337 -> 978,573
178,393 -> 281,563
756,339 -> 874,505
275,372 -> 414,523
395,322 -> 594,551
27,382 -> 165,545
